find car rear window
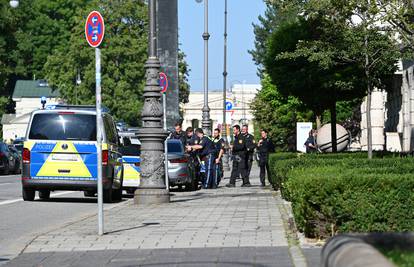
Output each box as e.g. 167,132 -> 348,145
168,141 -> 183,153
29,113 -> 96,141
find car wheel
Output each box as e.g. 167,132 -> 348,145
113,188 -> 122,201
2,162 -> 9,175
126,188 -> 136,194
185,180 -> 198,191
84,191 -> 95,197
103,187 -> 113,203
38,190 -> 50,200
22,188 -> 35,201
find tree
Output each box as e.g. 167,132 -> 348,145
301,0 -> 400,158
249,0 -> 304,76
264,1 -> 400,154
178,50 -> 190,105
251,74 -> 313,151
44,0 -> 148,126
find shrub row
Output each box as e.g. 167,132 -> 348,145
269,152 -> 414,238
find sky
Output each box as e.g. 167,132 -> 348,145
178,0 -> 266,91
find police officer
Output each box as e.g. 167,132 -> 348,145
186,128 -> 216,189
226,125 -> 251,187
242,124 -> 256,179
185,127 -> 200,188
257,129 -> 275,186
170,122 -> 186,148
212,128 -> 225,185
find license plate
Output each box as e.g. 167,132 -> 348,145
52,154 -> 78,161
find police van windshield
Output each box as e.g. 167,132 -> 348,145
29,113 -> 96,141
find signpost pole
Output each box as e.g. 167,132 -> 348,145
95,47 -> 104,236
163,92 -> 169,191
86,10 -> 105,236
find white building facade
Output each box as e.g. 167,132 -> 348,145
2,80 -> 60,141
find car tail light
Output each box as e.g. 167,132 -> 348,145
170,158 -> 188,164
23,148 -> 30,164
134,162 -> 141,167
102,150 -> 108,166
58,111 -> 75,115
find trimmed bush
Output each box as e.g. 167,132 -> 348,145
286,166 -> 414,238
268,152 -> 414,238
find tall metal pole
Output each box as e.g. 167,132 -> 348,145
134,0 -> 170,204
222,0 -> 230,171
201,0 -> 211,136
95,48 -> 103,235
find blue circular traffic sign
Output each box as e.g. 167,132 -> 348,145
85,11 -> 105,48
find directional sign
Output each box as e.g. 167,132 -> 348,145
225,100 -> 233,111
85,11 -> 105,48
159,72 -> 168,93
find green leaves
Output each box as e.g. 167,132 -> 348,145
270,153 -> 414,238
44,0 -> 148,126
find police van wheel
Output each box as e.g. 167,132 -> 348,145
84,191 -> 95,197
113,188 -> 122,201
22,188 -> 35,201
39,190 -> 50,200
103,188 -> 113,203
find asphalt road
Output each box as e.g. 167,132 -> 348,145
0,174 -> 124,264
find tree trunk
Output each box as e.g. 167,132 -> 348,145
316,114 -> 322,130
330,102 -> 337,153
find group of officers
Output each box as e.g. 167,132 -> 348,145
170,123 -> 275,189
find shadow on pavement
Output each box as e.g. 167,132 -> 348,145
105,222 -> 160,235
37,197 -> 127,204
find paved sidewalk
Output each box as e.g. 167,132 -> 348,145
4,167 -> 318,267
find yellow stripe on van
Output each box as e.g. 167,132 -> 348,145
24,141 -> 36,151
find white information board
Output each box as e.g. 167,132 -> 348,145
297,122 -> 313,153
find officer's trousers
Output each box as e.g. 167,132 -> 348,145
229,155 -> 249,185
203,154 -> 216,189
259,158 -> 270,185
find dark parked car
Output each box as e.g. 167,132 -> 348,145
0,142 -> 20,174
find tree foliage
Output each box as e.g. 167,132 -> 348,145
45,0 -> 148,126
249,0 -> 304,76
261,0 -> 400,152
251,75 -> 313,151
178,50 -> 190,105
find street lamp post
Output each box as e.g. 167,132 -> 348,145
134,0 -> 169,205
222,0 -> 230,171
197,0 -> 211,136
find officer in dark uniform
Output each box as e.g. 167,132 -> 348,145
226,125 -> 250,187
186,128 -> 216,189
257,129 -> 275,186
185,127 -> 200,188
212,128 -> 225,185
242,124 -> 256,179
170,122 -> 186,148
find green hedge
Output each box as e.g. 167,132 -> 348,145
269,152 -> 414,238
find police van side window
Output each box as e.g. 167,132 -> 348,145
103,116 -> 117,144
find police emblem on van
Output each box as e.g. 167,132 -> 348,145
61,144 -> 68,150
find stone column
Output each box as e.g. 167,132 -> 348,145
157,0 -> 179,129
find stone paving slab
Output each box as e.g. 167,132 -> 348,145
4,247 -> 294,267
2,167 -> 318,266
22,169 -> 288,253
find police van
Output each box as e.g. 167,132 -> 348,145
21,105 -> 123,203
118,130 -> 141,194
